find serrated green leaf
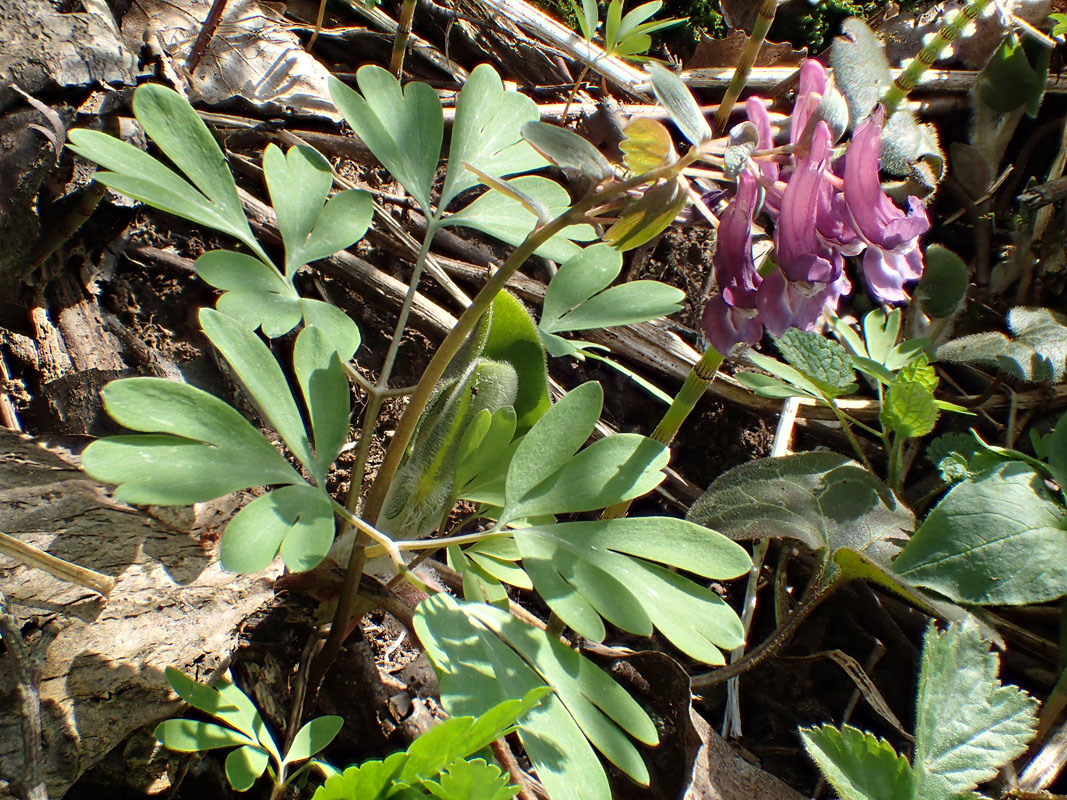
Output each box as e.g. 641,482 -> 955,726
645,62 -> 711,146
442,64 -> 547,210
424,758 -> 518,800
283,716 -> 344,766
443,176 -> 596,262
293,326 -> 350,483
917,245 -> 969,319
220,484 -> 335,573
416,595 -> 653,795
328,68 -> 442,214
225,744 -> 270,791
913,621 -> 1038,798
881,381 -> 938,439
311,753 -> 407,800
514,517 -> 748,662
895,354 -> 938,392
892,462 -> 1067,605
155,719 -> 255,752
522,121 -> 613,181
688,453 -> 913,570
800,724 -> 916,800
199,308 -> 315,471
82,379 -> 302,505
774,329 -> 858,396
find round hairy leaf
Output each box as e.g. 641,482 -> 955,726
687,453 -> 913,569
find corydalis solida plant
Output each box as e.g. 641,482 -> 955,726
703,60 -> 931,356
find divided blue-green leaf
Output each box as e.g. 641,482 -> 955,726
293,326 -> 351,481
514,517 -> 748,662
443,176 -> 596,262
66,84 -> 267,263
196,250 -> 362,360
329,67 -> 443,215
200,308 -> 316,473
82,379 -> 302,505
442,64 -> 548,210
539,244 -> 684,335
416,595 -> 655,798
263,142 -> 374,275
220,483 -> 335,573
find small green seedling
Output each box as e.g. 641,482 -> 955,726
155,667 -> 342,793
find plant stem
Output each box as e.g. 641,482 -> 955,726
712,0 -> 777,134
601,345 -> 723,520
364,156 -> 696,523
390,0 -> 418,78
881,0 -> 993,115
690,580 -> 837,690
826,399 -> 876,473
562,62 -> 592,120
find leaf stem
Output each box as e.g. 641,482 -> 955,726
364,155 -> 697,523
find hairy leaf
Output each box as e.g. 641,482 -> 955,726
935,307 -> 1067,383
688,453 -> 913,570
800,724 -> 916,800
917,245 -> 968,319
774,329 -> 858,397
912,621 -> 1037,798
882,381 -> 938,439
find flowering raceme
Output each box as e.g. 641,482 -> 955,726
703,59 -> 930,354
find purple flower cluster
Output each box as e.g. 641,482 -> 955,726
702,60 -> 930,356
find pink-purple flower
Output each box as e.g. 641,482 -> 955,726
701,59 -> 930,355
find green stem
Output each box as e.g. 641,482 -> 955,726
364,155 -> 696,523
600,346 -> 724,520
389,0 -> 418,78
881,0 -> 993,115
826,399 -> 876,474
712,0 -> 777,134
